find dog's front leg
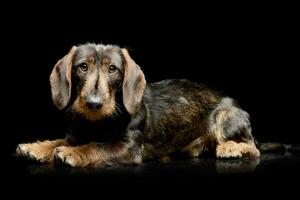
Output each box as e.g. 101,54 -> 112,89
16,139 -> 69,163
53,118 -> 144,167
54,140 -> 142,167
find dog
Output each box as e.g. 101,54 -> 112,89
16,43 -> 260,167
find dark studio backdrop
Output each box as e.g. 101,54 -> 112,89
1,3 -> 299,195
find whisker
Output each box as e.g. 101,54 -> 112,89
112,102 -> 123,118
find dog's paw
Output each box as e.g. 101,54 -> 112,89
16,144 -> 29,157
239,143 -> 261,157
54,146 -> 86,167
216,141 -> 242,158
16,143 -> 53,162
216,141 -> 260,158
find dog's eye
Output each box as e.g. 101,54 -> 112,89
78,63 -> 88,72
108,65 -> 117,74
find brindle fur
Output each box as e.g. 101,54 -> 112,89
16,43 -> 260,167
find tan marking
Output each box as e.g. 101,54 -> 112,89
54,142 -> 140,167
16,139 -> 68,162
54,143 -> 102,167
102,57 -> 111,66
238,142 -> 260,157
216,141 -> 260,158
87,56 -> 95,63
182,135 -> 215,157
72,69 -> 116,121
72,94 -> 116,121
182,137 -> 205,157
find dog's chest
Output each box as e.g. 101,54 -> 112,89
67,116 -> 131,144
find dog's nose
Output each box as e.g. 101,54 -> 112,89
86,96 -> 103,110
86,101 -> 102,110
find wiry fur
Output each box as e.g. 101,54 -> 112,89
17,43 -> 260,167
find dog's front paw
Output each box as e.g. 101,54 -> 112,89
16,143 -> 53,162
54,146 -> 87,167
16,144 -> 30,157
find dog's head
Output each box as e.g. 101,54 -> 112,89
50,44 -> 146,121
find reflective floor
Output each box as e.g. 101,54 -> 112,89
12,146 -> 300,178
5,147 -> 300,197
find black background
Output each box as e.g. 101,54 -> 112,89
2,2 -> 299,196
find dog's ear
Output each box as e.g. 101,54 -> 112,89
121,49 -> 146,115
50,46 -> 77,110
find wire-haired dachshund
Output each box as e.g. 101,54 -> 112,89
16,43 -> 260,167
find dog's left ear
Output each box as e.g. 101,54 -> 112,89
121,49 -> 146,115
50,46 -> 77,110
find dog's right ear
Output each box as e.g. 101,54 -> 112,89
50,46 -> 77,110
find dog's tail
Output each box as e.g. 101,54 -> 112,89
256,142 -> 300,153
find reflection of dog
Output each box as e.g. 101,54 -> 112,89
16,43 -> 260,167
216,158 -> 260,174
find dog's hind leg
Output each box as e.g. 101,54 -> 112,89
16,139 -> 69,163
181,135 -> 215,157
209,98 -> 260,158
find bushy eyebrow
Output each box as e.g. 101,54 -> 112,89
72,48 -> 123,68
73,57 -> 88,65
